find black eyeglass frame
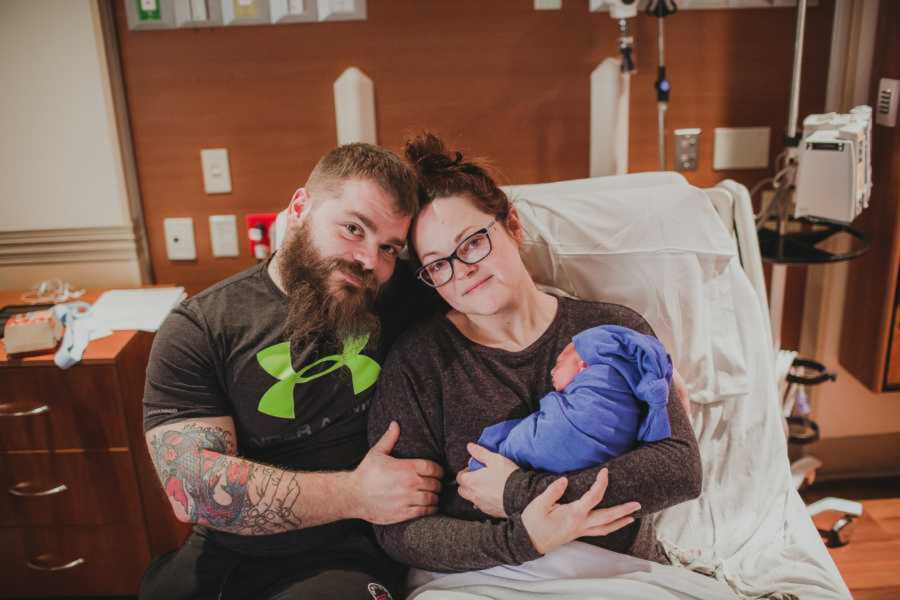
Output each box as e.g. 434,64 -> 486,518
416,219 -> 498,288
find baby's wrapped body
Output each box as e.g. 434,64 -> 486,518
470,325 -> 674,474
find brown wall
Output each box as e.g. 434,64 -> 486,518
114,0 -> 836,348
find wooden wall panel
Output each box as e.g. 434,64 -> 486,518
113,0 -> 835,348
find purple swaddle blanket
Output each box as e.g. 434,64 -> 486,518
469,325 -> 673,474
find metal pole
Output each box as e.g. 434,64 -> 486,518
770,0 -> 808,351
657,16 -> 667,170
787,0 -> 808,141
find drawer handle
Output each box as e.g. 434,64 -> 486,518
26,556 -> 86,572
8,482 -> 68,497
0,404 -> 50,418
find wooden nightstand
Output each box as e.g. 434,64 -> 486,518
0,290 -> 189,597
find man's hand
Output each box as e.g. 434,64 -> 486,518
350,421 -> 445,525
521,468 -> 641,555
457,443 -> 519,518
672,368 -> 690,414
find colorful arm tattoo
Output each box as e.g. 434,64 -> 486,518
148,423 -> 304,535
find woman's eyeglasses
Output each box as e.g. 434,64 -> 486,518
416,220 -> 497,288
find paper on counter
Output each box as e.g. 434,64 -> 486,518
89,287 -> 186,332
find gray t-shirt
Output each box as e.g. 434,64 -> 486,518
143,257 -> 399,556
368,296 -> 702,572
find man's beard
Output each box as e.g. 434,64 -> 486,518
278,222 -> 381,356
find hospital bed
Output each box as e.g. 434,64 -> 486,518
408,172 -> 851,599
273,171 -> 851,598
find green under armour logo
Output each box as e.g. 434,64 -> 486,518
256,335 -> 381,419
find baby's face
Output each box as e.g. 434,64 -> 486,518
551,343 -> 586,391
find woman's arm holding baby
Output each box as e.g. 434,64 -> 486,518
458,377 -> 699,520
501,380 -> 700,517
369,356 -> 640,572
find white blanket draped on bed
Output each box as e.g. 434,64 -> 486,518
403,174 -> 849,600
408,541 -> 736,599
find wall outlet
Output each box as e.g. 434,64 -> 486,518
163,217 -> 197,261
674,128 -> 701,171
200,148 -> 232,194
210,215 -> 239,257
713,127 -> 770,170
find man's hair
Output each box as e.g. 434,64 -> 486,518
306,143 -> 419,216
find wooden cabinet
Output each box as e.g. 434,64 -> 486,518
886,275 -> 900,391
0,290 -> 190,597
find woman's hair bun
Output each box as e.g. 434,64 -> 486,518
402,132 -> 509,228
404,132 -> 464,178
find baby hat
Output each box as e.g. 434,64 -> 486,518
572,324 -> 673,442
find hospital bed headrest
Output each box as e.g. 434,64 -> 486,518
502,172 -> 749,404
502,172 -> 736,259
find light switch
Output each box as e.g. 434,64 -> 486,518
713,127 -> 770,170
210,215 -> 240,257
201,148 -> 232,194
164,218 -> 197,261
876,78 -> 899,127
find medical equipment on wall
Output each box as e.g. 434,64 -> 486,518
647,0 -> 677,170
589,1 -> 639,177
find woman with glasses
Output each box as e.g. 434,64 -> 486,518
367,133 -> 702,577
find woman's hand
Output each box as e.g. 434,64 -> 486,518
457,443 -> 519,518
521,468 -> 640,555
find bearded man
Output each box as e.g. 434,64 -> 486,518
140,143 -> 442,600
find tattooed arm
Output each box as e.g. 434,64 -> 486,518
145,417 -> 444,535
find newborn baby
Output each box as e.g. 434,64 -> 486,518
468,324 -> 674,474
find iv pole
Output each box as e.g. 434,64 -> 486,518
647,0 -> 677,170
754,0 -> 869,350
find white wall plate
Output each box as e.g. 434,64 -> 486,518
163,217 -> 197,260
270,0 -> 318,23
317,0 -> 366,22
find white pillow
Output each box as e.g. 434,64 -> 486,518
503,175 -> 749,404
